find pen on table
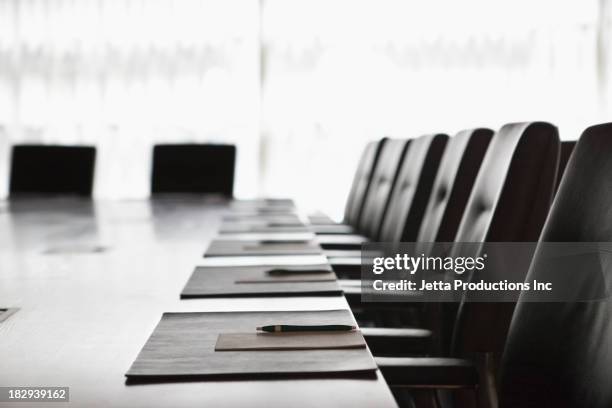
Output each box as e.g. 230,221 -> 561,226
266,268 -> 330,275
258,240 -> 311,245
256,325 -> 357,333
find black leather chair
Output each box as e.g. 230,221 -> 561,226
325,133 -> 448,260
309,139 -> 387,233
498,123 -> 612,407
346,128 -> 493,325
370,122 -> 561,407
315,138 -> 411,248
416,129 -> 493,244
332,129 -> 492,274
207,135 -> 445,260
9,145 -> 96,197
358,139 -> 413,239
554,140 -> 576,193
443,121 -> 560,364
379,133 -> 449,244
151,144 -> 236,196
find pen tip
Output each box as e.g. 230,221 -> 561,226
256,327 -> 262,330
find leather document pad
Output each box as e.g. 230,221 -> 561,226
234,274 -> 335,283
126,310 -> 377,381
204,239 -> 322,257
181,265 -> 341,297
219,222 -> 310,234
215,331 -> 366,351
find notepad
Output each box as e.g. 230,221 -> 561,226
215,331 -> 366,351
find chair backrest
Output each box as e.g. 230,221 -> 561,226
416,124 -> 557,359
554,140 -> 576,193
423,123 -> 559,408
358,138 -> 411,239
151,144 -> 235,196
452,122 -> 559,246
449,122 -> 560,355
499,123 -> 612,407
343,139 -> 386,226
416,128 -> 493,244
378,133 -> 448,242
9,145 -> 96,197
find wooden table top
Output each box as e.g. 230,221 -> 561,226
0,197 -> 397,408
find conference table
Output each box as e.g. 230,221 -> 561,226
0,197 -> 398,407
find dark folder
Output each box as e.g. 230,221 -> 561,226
229,198 -> 295,208
222,214 -> 303,224
219,222 -> 310,234
126,310 -> 376,381
215,331 -> 366,351
204,239 -> 322,257
181,264 -> 341,298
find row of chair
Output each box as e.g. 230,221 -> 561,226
313,123 -> 578,407
323,123 -> 565,407
224,121 -> 608,407
5,143 -> 236,196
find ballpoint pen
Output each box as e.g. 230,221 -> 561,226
256,325 -> 356,333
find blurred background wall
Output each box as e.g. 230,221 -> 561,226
0,0 -> 610,218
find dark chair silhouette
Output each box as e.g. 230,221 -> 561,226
358,138 -> 412,239
316,138 -> 412,248
345,128 -> 493,328
353,124 -> 552,330
309,138 -> 387,232
416,128 -> 494,244
554,140 -> 576,193
342,139 -> 387,226
238,138 -> 409,253
151,144 -> 236,196
379,133 -> 450,243
9,145 -> 96,197
325,133 -> 448,259
333,129 -> 492,267
370,122 -> 561,407
499,123 -> 612,407
443,122 -> 560,395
